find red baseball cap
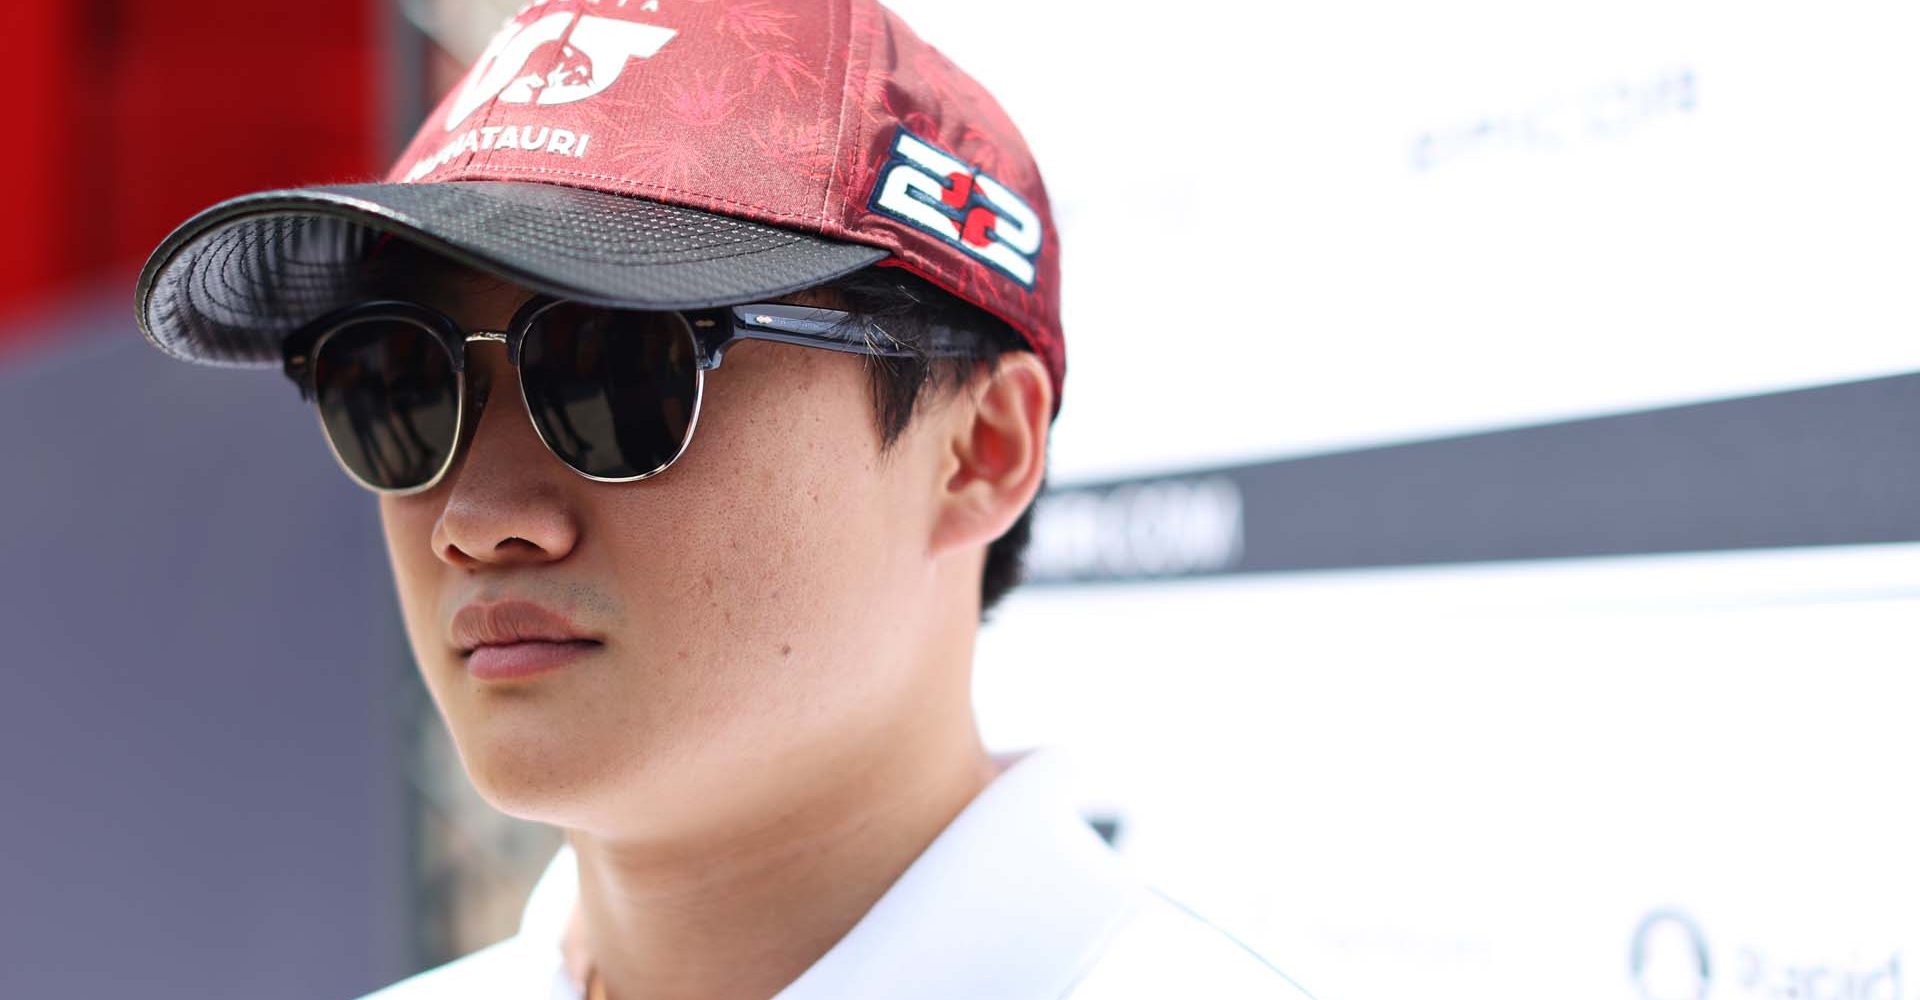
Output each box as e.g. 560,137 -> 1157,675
134,0 -> 1065,411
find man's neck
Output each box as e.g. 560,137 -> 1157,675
563,716 -> 999,1000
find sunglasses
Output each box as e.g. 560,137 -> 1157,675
281,295 -> 970,494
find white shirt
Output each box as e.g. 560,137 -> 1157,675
360,748 -> 1313,1000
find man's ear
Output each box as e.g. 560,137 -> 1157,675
928,352 -> 1052,558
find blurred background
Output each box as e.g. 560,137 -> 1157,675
3,1 -> 1918,998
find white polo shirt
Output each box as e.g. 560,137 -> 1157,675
362,748 -> 1313,999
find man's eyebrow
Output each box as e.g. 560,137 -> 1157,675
452,266 -> 518,291
360,238 -> 502,288
774,286 -> 844,309
410,261 -> 498,292
376,256 -> 515,305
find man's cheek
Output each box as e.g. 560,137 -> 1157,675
377,502 -> 445,654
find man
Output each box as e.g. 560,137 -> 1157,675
135,2 -> 1311,997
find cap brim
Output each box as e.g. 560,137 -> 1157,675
135,180 -> 889,367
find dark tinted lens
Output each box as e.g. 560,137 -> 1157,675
519,304 -> 699,480
312,319 -> 460,491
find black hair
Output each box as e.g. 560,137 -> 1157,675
816,266 -> 1040,619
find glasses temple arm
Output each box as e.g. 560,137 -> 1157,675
701,304 -> 973,369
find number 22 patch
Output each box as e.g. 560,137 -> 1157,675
868,128 -> 1044,288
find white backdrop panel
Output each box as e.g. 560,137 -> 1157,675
885,0 -> 1920,480
978,547 -> 1920,1000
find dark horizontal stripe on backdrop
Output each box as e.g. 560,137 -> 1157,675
1027,371 -> 1920,584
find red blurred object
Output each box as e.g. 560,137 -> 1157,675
0,0 -> 382,349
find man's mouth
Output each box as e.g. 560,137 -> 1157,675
462,638 -> 603,681
449,600 -> 604,681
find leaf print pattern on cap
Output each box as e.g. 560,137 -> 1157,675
664,67 -> 744,126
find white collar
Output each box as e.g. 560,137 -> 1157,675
515,746 -> 1146,999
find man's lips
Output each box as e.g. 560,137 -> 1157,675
463,639 -> 601,680
449,600 -> 603,680
450,599 -> 598,652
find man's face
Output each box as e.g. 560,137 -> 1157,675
380,269 -> 967,836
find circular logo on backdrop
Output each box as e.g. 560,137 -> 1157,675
1631,910 -> 1712,1000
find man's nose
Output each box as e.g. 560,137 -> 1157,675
429,343 -> 581,569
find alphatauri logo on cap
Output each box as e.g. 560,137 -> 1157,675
445,9 -> 678,131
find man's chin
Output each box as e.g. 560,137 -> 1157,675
445,720 -> 632,825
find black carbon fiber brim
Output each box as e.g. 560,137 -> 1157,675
134,180 -> 889,367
